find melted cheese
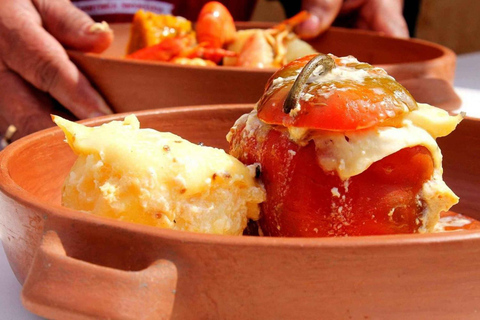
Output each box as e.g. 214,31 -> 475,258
54,115 -> 265,236
307,58 -> 386,84
434,215 -> 474,232
308,103 -> 461,180
311,124 -> 437,179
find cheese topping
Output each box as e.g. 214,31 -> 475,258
306,57 -> 385,85
54,115 -> 265,235
434,215 -> 474,232
312,123 -> 437,179
309,103 -> 461,179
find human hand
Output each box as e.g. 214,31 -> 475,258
0,0 -> 114,143
296,0 -> 409,39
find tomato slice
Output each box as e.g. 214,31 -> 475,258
257,54 -> 417,131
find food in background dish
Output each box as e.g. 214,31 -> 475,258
53,115 -> 265,236
222,10 -> 318,68
222,11 -> 317,68
434,212 -> 480,232
126,1 -> 316,67
228,53 -> 462,237
126,10 -> 192,54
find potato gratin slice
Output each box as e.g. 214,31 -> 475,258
54,115 -> 265,235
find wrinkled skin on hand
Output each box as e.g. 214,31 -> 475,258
0,0 -> 113,142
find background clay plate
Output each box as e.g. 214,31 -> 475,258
68,22 -> 460,113
0,105 -> 479,319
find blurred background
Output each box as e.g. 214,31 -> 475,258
251,0 -> 480,92
252,0 -> 480,54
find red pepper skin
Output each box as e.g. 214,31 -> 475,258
257,55 -> 417,131
229,120 -> 434,237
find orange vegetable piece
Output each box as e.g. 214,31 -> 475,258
127,10 -> 192,54
195,1 -> 236,49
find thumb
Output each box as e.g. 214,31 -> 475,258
295,0 -> 343,39
359,0 -> 409,38
33,0 -> 113,53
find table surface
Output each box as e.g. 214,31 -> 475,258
1,52 -> 480,320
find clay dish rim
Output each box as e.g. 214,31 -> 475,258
67,24 -> 454,72
1,105 -> 478,248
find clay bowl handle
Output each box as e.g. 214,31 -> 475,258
21,230 -> 177,320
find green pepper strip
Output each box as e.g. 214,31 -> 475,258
283,53 -> 335,114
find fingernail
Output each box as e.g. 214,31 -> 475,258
88,101 -> 114,118
100,104 -> 114,115
395,29 -> 410,39
386,19 -> 410,39
88,111 -> 108,119
88,21 -> 112,34
296,15 -> 322,39
94,97 -> 114,115
389,28 -> 409,39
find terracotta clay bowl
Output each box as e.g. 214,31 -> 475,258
67,22 -> 460,113
1,105 -> 479,319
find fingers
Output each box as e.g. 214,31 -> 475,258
33,0 -> 113,53
292,0 -> 409,39
355,0 -> 409,38
295,0 -> 343,39
340,0 -> 368,14
0,61 -> 56,142
0,0 -> 112,120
